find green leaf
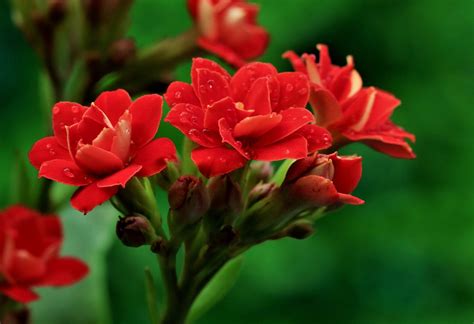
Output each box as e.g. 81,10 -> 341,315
271,159 -> 295,186
30,205 -> 117,324
187,256 -> 244,323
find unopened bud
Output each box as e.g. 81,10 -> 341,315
285,221 -> 314,240
208,175 -> 242,213
249,161 -> 273,183
169,176 -> 210,227
116,215 -> 156,247
248,182 -> 276,206
109,38 -> 136,67
308,156 -> 334,179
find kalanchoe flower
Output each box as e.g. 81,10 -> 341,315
187,0 -> 269,67
0,206 -> 88,303
284,44 -> 416,159
29,89 -> 177,214
165,58 -> 332,177
284,152 -> 364,207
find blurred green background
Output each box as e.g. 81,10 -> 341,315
1,0 -> 474,323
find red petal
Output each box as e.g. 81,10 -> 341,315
191,57 -> 231,85
329,153 -> 362,194
310,87 -> 343,127
52,102 -> 87,147
316,44 -> 332,79
282,50 -> 307,74
39,159 -> 92,186
38,257 -> 89,286
276,72 -> 310,111
233,114 -> 282,138
75,144 -> 124,176
297,124 -> 333,152
71,183 -> 119,214
253,135 -> 308,161
97,164 -> 142,188
222,24 -> 269,60
243,77 -> 272,115
130,94 -> 163,147
6,250 -> 46,283
198,38 -> 247,68
329,61 -> 362,102
164,81 -> 200,108
191,146 -> 247,177
364,139 -> 416,159
204,97 -> 239,131
133,138 -> 177,177
218,118 -> 249,157
255,108 -> 314,146
0,286 -> 39,303
230,62 -> 278,102
194,67 -> 231,108
165,103 -> 220,148
363,89 -> 401,129
338,193 -> 364,205
29,137 -> 70,169
94,89 -> 132,125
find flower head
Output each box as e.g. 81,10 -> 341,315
284,152 -> 364,207
29,89 -> 177,213
0,206 -> 88,303
284,44 -> 415,159
188,0 -> 269,67
165,58 -> 332,177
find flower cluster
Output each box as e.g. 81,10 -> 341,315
0,206 -> 88,303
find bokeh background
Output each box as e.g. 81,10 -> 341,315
1,0 -> 473,323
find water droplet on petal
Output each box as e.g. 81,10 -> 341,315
284,149 -> 290,155
199,85 -> 207,93
53,106 -> 60,115
298,88 -> 308,95
188,129 -> 198,136
71,106 -> 80,113
72,117 -> 79,123
174,91 -> 182,99
49,149 -> 56,156
46,143 -> 52,149
59,122 -> 65,130
207,79 -> 215,89
63,168 -> 75,178
286,84 -> 294,92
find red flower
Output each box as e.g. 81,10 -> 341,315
165,58 -> 332,177
188,0 -> 269,67
29,89 -> 177,214
284,44 -> 416,159
0,206 -> 88,303
284,153 -> 364,207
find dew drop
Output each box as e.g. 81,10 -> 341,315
199,85 -> 207,93
219,157 -> 226,162
49,149 -> 56,156
285,84 -> 294,92
235,141 -> 242,147
52,106 -> 60,115
59,122 -> 65,130
174,91 -> 182,99
63,168 -> 75,178
188,129 -> 198,136
207,79 -> 215,89
46,143 -> 52,149
284,149 -> 290,155
71,106 -> 80,113
298,88 -> 308,95
72,117 -> 79,123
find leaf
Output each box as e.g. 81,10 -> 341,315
271,159 -> 295,186
30,205 -> 117,324
187,256 -> 244,323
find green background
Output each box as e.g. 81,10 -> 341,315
1,0 -> 473,323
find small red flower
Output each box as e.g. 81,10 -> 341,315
29,89 -> 177,214
284,153 -> 364,207
284,44 -> 416,159
188,0 -> 269,67
0,206 -> 88,303
165,58 -> 332,177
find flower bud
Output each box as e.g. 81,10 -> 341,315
116,215 -> 156,247
168,176 -> 210,228
247,182 -> 277,206
116,177 -> 160,224
285,220 -> 314,240
109,38 -> 136,67
249,161 -> 274,183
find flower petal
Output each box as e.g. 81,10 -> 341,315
276,72 -> 310,111
255,108 -> 314,146
38,257 -> 89,286
75,144 -> 124,176
282,50 -> 307,74
133,138 -> 177,177
233,114 -> 282,138
218,118 -> 249,158
291,175 -> 339,206
253,135 -> 308,161
29,137 -> 71,169
194,67 -> 231,108
191,146 -> 247,177
93,89 -> 132,125
70,183 -> 118,214
191,57 -> 231,85
0,285 -> 39,303
165,103 -> 220,148
328,153 -> 362,194
243,77 -> 272,115
204,97 -> 239,131
52,102 -> 87,147
39,159 -> 92,186
297,124 -> 333,152
130,94 -> 163,147
97,164 -> 142,188
164,81 -> 200,108
198,38 -> 247,68
309,87 -> 343,127
230,62 -> 278,102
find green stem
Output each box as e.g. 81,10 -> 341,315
37,178 -> 53,213
145,267 -> 160,324
181,137 -> 197,176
